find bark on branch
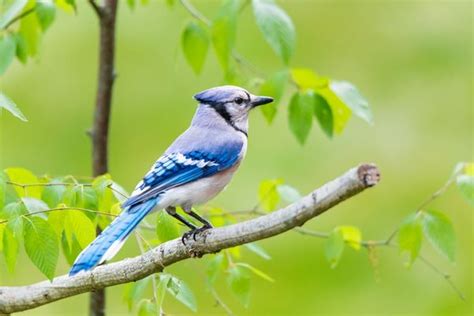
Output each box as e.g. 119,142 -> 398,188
0,164 -> 380,314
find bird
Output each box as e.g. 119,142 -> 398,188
69,85 -> 273,276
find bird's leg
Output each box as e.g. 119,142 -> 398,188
181,205 -> 213,242
165,206 -> 197,230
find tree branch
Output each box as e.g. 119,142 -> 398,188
0,164 -> 380,314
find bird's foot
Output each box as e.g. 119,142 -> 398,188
181,224 -> 212,245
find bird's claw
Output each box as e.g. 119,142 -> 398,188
181,225 -> 212,245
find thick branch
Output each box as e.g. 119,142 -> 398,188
0,164 -> 380,314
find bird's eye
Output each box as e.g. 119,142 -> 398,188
234,97 -> 244,105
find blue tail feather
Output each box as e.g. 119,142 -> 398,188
69,198 -> 158,276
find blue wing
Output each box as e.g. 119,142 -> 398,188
123,144 -> 242,209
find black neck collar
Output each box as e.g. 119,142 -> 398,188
209,103 -> 248,137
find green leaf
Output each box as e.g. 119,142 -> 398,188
207,253 -> 227,285
5,167 -> 41,198
166,275 -> 198,312
60,233 -> 82,265
0,34 -> 16,75
313,92 -> 334,138
235,262 -> 274,282
64,210 -> 96,249
92,174 -> 114,212
42,181 -> 67,208
291,68 -> 327,90
137,299 -> 157,316
422,210 -> 456,262
244,242 -> 271,260
123,277 -> 151,311
36,0 -> 56,31
317,86 -> 352,134
258,178 -> 283,211
324,229 -> 345,268
0,0 -> 28,29
288,91 -> 313,144
24,216 -> 59,280
277,184 -> 301,203
110,181 -> 129,204
182,21 -> 209,74
0,171 -> 6,210
22,197 -> 49,213
337,225 -> 362,250
330,81 -> 373,125
227,265 -> 251,308
156,211 -> 180,243
3,226 -> 19,272
398,213 -> 422,266
0,92 -> 28,122
252,0 -> 295,64
19,2 -> 41,57
456,174 -> 474,206
259,70 -> 288,123
211,0 -> 239,72
0,223 -> 4,252
127,0 -> 136,10
1,201 -> 27,236
14,32 -> 28,63
56,0 -> 75,13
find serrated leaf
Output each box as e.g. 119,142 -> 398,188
330,81 -> 372,125
259,70 -> 288,123
398,213 -> 422,266
182,21 -> 209,74
276,184 -> 301,204
288,91 -> 313,144
258,179 -> 283,211
235,262 -> 274,282
24,216 -> 59,280
36,0 -> 56,31
227,265 -> 251,308
316,86 -> 352,134
456,174 -> 474,206
0,92 -> 27,122
313,92 -> 334,138
3,226 -> 19,272
0,0 -> 28,29
167,275 -> 198,312
324,229 -> 345,268
5,167 -> 40,198
123,277 -> 151,311
42,180 -> 67,208
244,242 -> 271,260
337,225 -> 362,250
252,0 -> 295,64
0,34 -> 16,75
156,211 -> 180,242
422,210 -> 456,262
211,0 -> 238,72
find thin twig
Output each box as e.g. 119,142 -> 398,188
3,7 -> 36,30
88,0 -> 103,18
211,288 -> 234,316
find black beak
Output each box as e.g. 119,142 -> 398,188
251,96 -> 274,108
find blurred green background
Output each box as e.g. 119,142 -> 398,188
1,0 -> 472,315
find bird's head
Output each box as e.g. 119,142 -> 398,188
193,85 -> 273,132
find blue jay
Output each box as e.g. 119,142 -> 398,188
69,85 -> 273,276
